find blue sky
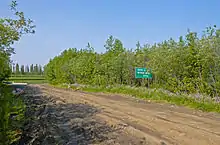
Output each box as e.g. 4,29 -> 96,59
1,0 -> 220,66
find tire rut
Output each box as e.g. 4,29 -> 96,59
34,84 -> 220,145
19,85 -> 147,145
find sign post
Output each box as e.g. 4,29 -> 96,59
135,67 -> 152,79
135,67 -> 152,88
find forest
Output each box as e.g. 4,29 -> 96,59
45,27 -> 220,99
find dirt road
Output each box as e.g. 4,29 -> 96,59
20,84 -> 220,145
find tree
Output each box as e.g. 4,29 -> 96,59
44,25 -> 220,97
30,64 -> 34,73
39,65 -> 43,75
25,65 -> 29,73
86,42 -> 94,52
104,35 -> 115,52
12,63 -> 16,74
0,0 -> 35,80
15,63 -> 20,74
0,1 -> 35,144
20,65 -> 24,74
34,64 -> 38,74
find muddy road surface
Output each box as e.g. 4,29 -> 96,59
20,84 -> 220,145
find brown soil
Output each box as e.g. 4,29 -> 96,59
20,84 -> 220,145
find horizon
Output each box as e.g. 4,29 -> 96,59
1,0 -> 220,66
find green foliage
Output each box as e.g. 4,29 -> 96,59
12,63 -> 43,75
0,84 -> 25,145
9,75 -> 47,84
0,51 -> 11,82
45,27 -> 220,98
0,1 -> 35,144
20,65 -> 24,74
15,63 -> 19,74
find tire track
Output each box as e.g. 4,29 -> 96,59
36,84 -> 220,145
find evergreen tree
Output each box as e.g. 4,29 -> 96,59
30,64 -> 34,73
39,65 -> 43,75
34,64 -> 38,74
15,63 -> 20,75
25,65 -> 29,73
20,65 -> 24,74
12,64 -> 16,74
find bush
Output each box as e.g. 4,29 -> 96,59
0,83 -> 25,145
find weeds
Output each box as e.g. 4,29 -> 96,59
0,84 -> 25,145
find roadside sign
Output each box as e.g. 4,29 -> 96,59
135,67 -> 152,79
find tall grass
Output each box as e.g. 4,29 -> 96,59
0,83 -> 25,145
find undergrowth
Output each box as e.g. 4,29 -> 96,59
0,84 -> 25,145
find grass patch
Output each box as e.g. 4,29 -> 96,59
0,83 -> 26,144
10,75 -> 44,77
8,75 -> 47,84
9,77 -> 45,80
52,84 -> 220,113
9,80 -> 48,84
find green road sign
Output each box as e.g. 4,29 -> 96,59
135,67 -> 152,79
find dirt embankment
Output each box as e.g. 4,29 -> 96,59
20,84 -> 220,145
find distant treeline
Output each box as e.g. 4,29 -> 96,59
11,63 -> 44,75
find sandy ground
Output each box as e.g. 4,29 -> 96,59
19,84 -> 220,145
